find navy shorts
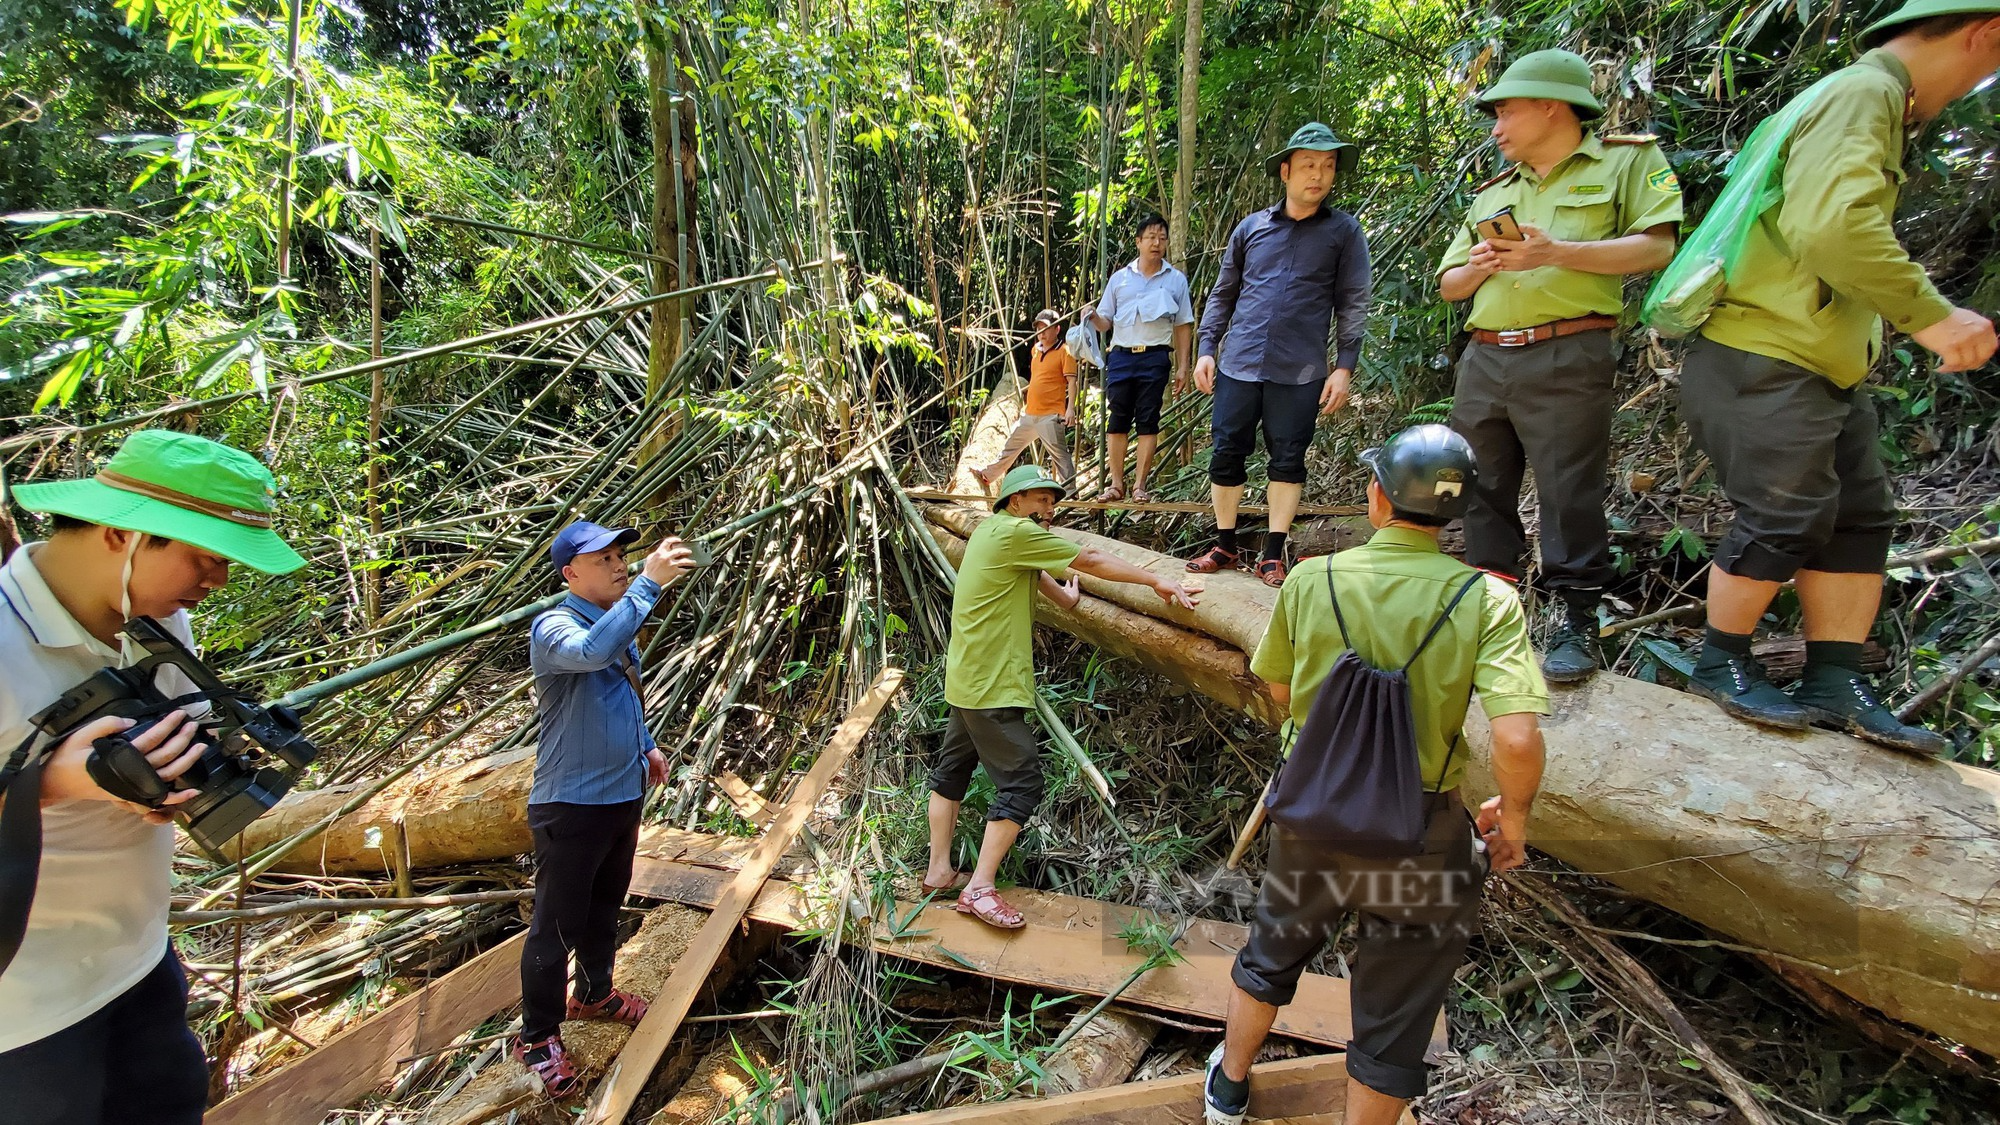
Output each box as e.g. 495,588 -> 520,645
1209,373 -> 1324,486
1106,348 -> 1172,436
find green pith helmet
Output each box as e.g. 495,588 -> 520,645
13,429 -> 306,574
1264,122 -> 1360,178
1862,0 -> 2000,42
993,465 -> 1067,511
1476,49 -> 1604,120
1360,425 -> 1478,521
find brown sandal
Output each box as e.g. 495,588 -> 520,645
955,886 -> 1026,930
1095,485 -> 1126,504
1186,545 -> 1241,574
567,987 -> 649,1026
1256,558 -> 1289,587
919,871 -> 968,895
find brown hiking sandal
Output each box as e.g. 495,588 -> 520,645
1186,546 -> 1242,573
1255,558 -> 1289,588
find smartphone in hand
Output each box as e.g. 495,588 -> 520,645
1476,206 -> 1524,243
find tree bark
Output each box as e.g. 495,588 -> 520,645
1043,1007 -> 1159,1095
1169,0 -> 1202,266
638,6 -> 699,442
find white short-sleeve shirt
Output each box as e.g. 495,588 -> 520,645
0,543 -> 191,1052
1095,259 -> 1196,349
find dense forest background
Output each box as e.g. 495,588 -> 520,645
3,1 -> 1999,1118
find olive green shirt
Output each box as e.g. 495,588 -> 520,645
1700,50 -> 1953,388
1250,528 -> 1549,792
1438,134 -> 1685,331
944,512 -> 1081,710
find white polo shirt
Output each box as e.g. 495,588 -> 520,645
1095,259 -> 1195,349
0,543 -> 190,1052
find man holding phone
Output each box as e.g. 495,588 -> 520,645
1436,48 -> 1682,683
513,520 -> 695,1094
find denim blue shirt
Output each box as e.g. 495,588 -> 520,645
1198,202 -> 1372,383
527,576 -> 663,805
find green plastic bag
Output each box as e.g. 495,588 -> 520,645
1641,75 -> 1839,338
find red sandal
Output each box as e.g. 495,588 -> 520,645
955,885 -> 1026,930
1255,558 -> 1289,588
1186,545 -> 1241,574
567,987 -> 649,1026
512,1033 -> 580,1097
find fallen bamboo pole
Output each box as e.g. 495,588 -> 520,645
171,888 -> 534,925
582,668 -> 907,1124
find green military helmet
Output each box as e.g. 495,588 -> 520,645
1476,49 -> 1604,120
1264,121 -> 1361,178
1862,0 -> 2000,43
993,464 -> 1067,511
1360,424 -> 1478,521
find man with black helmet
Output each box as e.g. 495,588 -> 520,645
1437,47 -> 1683,683
1677,0 -> 2000,752
1204,426 -> 1548,1125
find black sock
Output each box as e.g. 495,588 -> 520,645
1702,625 -> 1754,658
521,1038 -> 554,1064
1262,531 -> 1288,562
1805,640 -> 1867,672
1209,1063 -> 1249,1107
1216,525 -> 1238,553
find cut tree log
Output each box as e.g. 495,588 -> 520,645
1042,1007 -> 1159,1094
583,668 -> 906,1124
922,502 -> 2000,1060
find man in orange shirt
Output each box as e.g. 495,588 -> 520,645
977,309 -> 1078,488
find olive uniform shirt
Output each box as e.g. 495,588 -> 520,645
1699,50 -> 1953,388
944,513 -> 1081,710
1251,528 -> 1550,793
1437,134 -> 1684,331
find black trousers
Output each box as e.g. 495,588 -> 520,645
928,706 -> 1044,825
521,798 -> 643,1042
0,946 -> 208,1124
1209,374 -> 1324,486
1450,331 -> 1619,593
1678,336 -> 1897,582
1232,796 -> 1487,1100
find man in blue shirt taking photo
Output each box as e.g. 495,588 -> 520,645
513,519 -> 694,1095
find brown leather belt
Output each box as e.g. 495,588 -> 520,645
1471,314 -> 1619,348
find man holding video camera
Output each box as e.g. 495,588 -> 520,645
1437,48 -> 1681,684
0,429 -> 307,1124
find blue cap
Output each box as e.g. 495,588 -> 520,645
551,520 -> 639,571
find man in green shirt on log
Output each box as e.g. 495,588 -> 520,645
1204,425 -> 1549,1125
927,465 -> 1198,929
1680,1 -> 2000,751
1437,48 -> 1683,684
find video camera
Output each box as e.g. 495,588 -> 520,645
27,616 -> 320,855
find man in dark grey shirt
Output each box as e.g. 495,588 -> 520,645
1189,122 -> 1373,587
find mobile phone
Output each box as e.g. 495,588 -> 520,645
684,539 -> 714,567
1476,207 -> 1524,243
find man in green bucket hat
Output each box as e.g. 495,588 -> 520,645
927,465 -> 1197,930
1191,122 -> 1372,590
1,429 -> 303,1121
1675,1 -> 1999,751
1436,47 -> 1683,686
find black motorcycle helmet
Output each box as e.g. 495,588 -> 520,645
1359,424 -> 1478,522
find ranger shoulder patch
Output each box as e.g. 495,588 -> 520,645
1602,133 -> 1658,145
1646,167 -> 1680,193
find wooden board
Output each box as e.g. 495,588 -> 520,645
207,931 -> 527,1125
623,858 -> 1435,1053
857,1052 -> 1355,1123
582,669 -> 906,1123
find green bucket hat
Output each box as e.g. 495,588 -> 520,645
13,429 -> 306,574
1264,122 -> 1360,178
1476,49 -> 1604,120
993,465 -> 1067,511
1862,0 -> 2000,42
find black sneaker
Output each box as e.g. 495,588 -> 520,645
1790,667 -> 1949,756
1687,648 -> 1811,731
1541,603 -> 1601,684
1203,1044 -> 1249,1125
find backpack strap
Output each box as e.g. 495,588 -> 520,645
1324,562 -> 1354,655
561,607 -> 645,700
1402,572 -> 1486,673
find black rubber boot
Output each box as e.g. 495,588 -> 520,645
1541,595 -> 1602,684
1789,665 -> 1949,755
1688,645 -> 1812,731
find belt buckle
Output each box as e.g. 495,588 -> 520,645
1129,345 -> 1149,353
1495,329 -> 1532,347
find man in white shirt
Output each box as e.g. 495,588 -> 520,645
1083,212 -> 1196,503
0,429 -> 306,1124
